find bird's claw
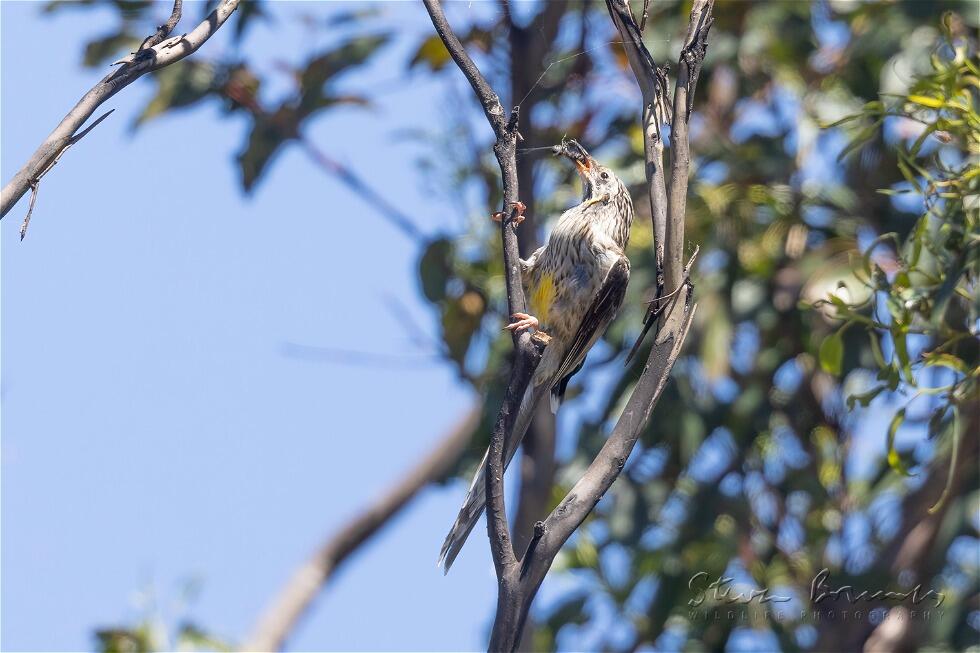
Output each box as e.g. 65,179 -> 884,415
503,312 -> 543,335
491,201 -> 527,225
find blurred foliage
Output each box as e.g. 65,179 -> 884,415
92,580 -> 231,653
96,623 -> 229,653
813,17 -> 978,510
45,1 -> 979,651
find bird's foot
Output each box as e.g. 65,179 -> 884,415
504,312 -> 545,335
491,201 -> 527,225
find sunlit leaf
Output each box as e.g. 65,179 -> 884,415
886,408 -> 915,477
409,35 -> 451,71
819,331 -> 844,376
923,352 -> 973,375
907,94 -> 945,108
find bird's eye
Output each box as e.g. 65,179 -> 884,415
600,171 -> 609,180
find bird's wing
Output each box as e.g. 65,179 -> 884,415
550,254 -> 630,408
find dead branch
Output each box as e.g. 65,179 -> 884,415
1,0 -> 242,223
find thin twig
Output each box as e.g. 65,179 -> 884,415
626,245 -> 700,365
68,108 -> 115,145
138,0 -> 183,52
19,182 -> 39,242
18,109 -> 116,240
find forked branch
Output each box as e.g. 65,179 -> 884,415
422,1 -> 713,650
420,2 -> 548,647
1,0 -> 242,225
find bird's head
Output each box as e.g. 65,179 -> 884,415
553,138 -> 621,201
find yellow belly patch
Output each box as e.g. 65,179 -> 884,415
530,273 -> 555,324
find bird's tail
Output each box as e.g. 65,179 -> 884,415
437,383 -> 541,573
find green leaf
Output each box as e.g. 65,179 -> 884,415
237,108 -> 299,192
135,62 -> 218,126
837,119 -> 883,162
907,94 -> 945,108
418,238 -> 452,302
298,34 -> 390,116
177,622 -> 231,652
892,329 -> 915,384
924,352 -> 972,375
886,408 -> 915,477
869,332 -> 887,368
846,384 -> 885,410
928,406 -> 961,513
83,31 -> 138,67
819,331 -> 844,376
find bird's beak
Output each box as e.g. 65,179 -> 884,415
554,138 -> 595,177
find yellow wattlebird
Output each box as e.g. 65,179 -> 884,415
439,139 -> 634,572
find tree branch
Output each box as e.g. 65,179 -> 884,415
605,0 -> 671,288
421,1 -> 549,650
139,0 -> 183,52
666,0 -> 712,291
1,0 -> 242,221
241,406 -> 480,652
465,2 -> 712,650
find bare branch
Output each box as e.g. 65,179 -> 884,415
666,0 -> 713,291
138,0 -> 183,52
241,406 -> 480,653
19,182 -> 39,242
1,0 -> 242,220
614,0 -> 713,357
423,0 -> 508,138
422,1 -> 549,649
605,0 -> 670,287
17,108 -> 116,240
640,0 -> 652,33
450,3 -> 714,650
533,306 -> 695,555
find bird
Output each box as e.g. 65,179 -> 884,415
438,138 -> 634,573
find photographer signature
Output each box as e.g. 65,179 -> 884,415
688,569 -> 945,608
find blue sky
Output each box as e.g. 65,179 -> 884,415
0,2 -> 519,650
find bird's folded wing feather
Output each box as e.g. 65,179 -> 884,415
552,254 -> 631,385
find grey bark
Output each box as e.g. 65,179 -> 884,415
421,1 -> 549,650
424,0 -> 713,650
1,0 -> 242,220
